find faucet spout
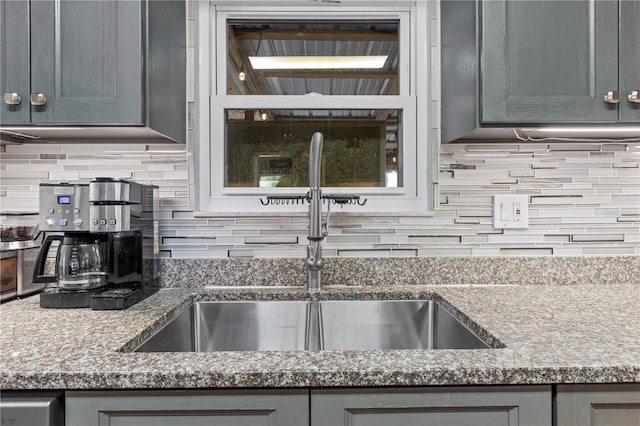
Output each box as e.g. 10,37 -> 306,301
307,132 -> 324,292
308,132 -> 323,240
309,132 -> 323,189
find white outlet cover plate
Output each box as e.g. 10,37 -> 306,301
493,194 -> 529,229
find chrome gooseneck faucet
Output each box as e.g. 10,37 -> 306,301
307,132 -> 325,292
260,132 -> 366,292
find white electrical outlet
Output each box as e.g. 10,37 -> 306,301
494,195 -> 529,229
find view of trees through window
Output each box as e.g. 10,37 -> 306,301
226,109 -> 401,188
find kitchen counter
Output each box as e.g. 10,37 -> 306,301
1,284 -> 639,390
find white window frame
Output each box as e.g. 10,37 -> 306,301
195,0 -> 433,214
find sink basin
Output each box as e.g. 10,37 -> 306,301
319,300 -> 489,351
134,300 -> 492,352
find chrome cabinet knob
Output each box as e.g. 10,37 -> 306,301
603,91 -> 620,104
30,93 -> 47,106
628,90 -> 640,104
4,92 -> 21,105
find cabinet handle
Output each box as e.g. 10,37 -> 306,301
4,92 -> 21,105
30,93 -> 47,106
628,90 -> 640,104
603,91 -> 620,104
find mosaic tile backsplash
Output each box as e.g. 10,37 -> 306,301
0,141 -> 638,258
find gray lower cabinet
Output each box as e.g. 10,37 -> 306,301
556,384 -> 640,426
481,0 -> 640,124
66,386 -> 551,425
311,386 -> 552,426
65,389 -> 309,426
79,385 -> 640,426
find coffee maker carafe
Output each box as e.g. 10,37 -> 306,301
35,234 -> 109,291
35,179 -> 159,309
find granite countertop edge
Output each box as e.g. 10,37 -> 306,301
1,284 -> 639,390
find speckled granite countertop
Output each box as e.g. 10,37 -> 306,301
1,284 -> 639,390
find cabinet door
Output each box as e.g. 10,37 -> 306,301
481,0 -> 619,123
0,0 -> 30,125
619,0 -> 640,122
556,384 -> 640,426
30,0 -> 143,125
311,386 -> 551,426
66,390 -> 309,426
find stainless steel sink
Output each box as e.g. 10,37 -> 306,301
134,300 -> 491,352
318,300 -> 489,351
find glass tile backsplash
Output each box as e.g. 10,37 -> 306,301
1,141 -> 638,257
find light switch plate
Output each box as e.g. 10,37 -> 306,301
493,195 -> 529,229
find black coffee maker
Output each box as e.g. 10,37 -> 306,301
34,179 -> 159,310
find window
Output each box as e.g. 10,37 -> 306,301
195,1 -> 433,213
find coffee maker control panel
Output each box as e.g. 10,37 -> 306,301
39,183 -> 90,232
90,205 -> 131,233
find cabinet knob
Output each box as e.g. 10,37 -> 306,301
628,90 -> 640,104
30,93 -> 47,106
603,91 -> 620,104
4,92 -> 21,105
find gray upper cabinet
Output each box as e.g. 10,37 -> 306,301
1,0 -> 143,125
0,0 -> 185,143
441,0 -> 640,142
0,0 -> 30,125
618,1 -> 640,122
481,0 -> 640,124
